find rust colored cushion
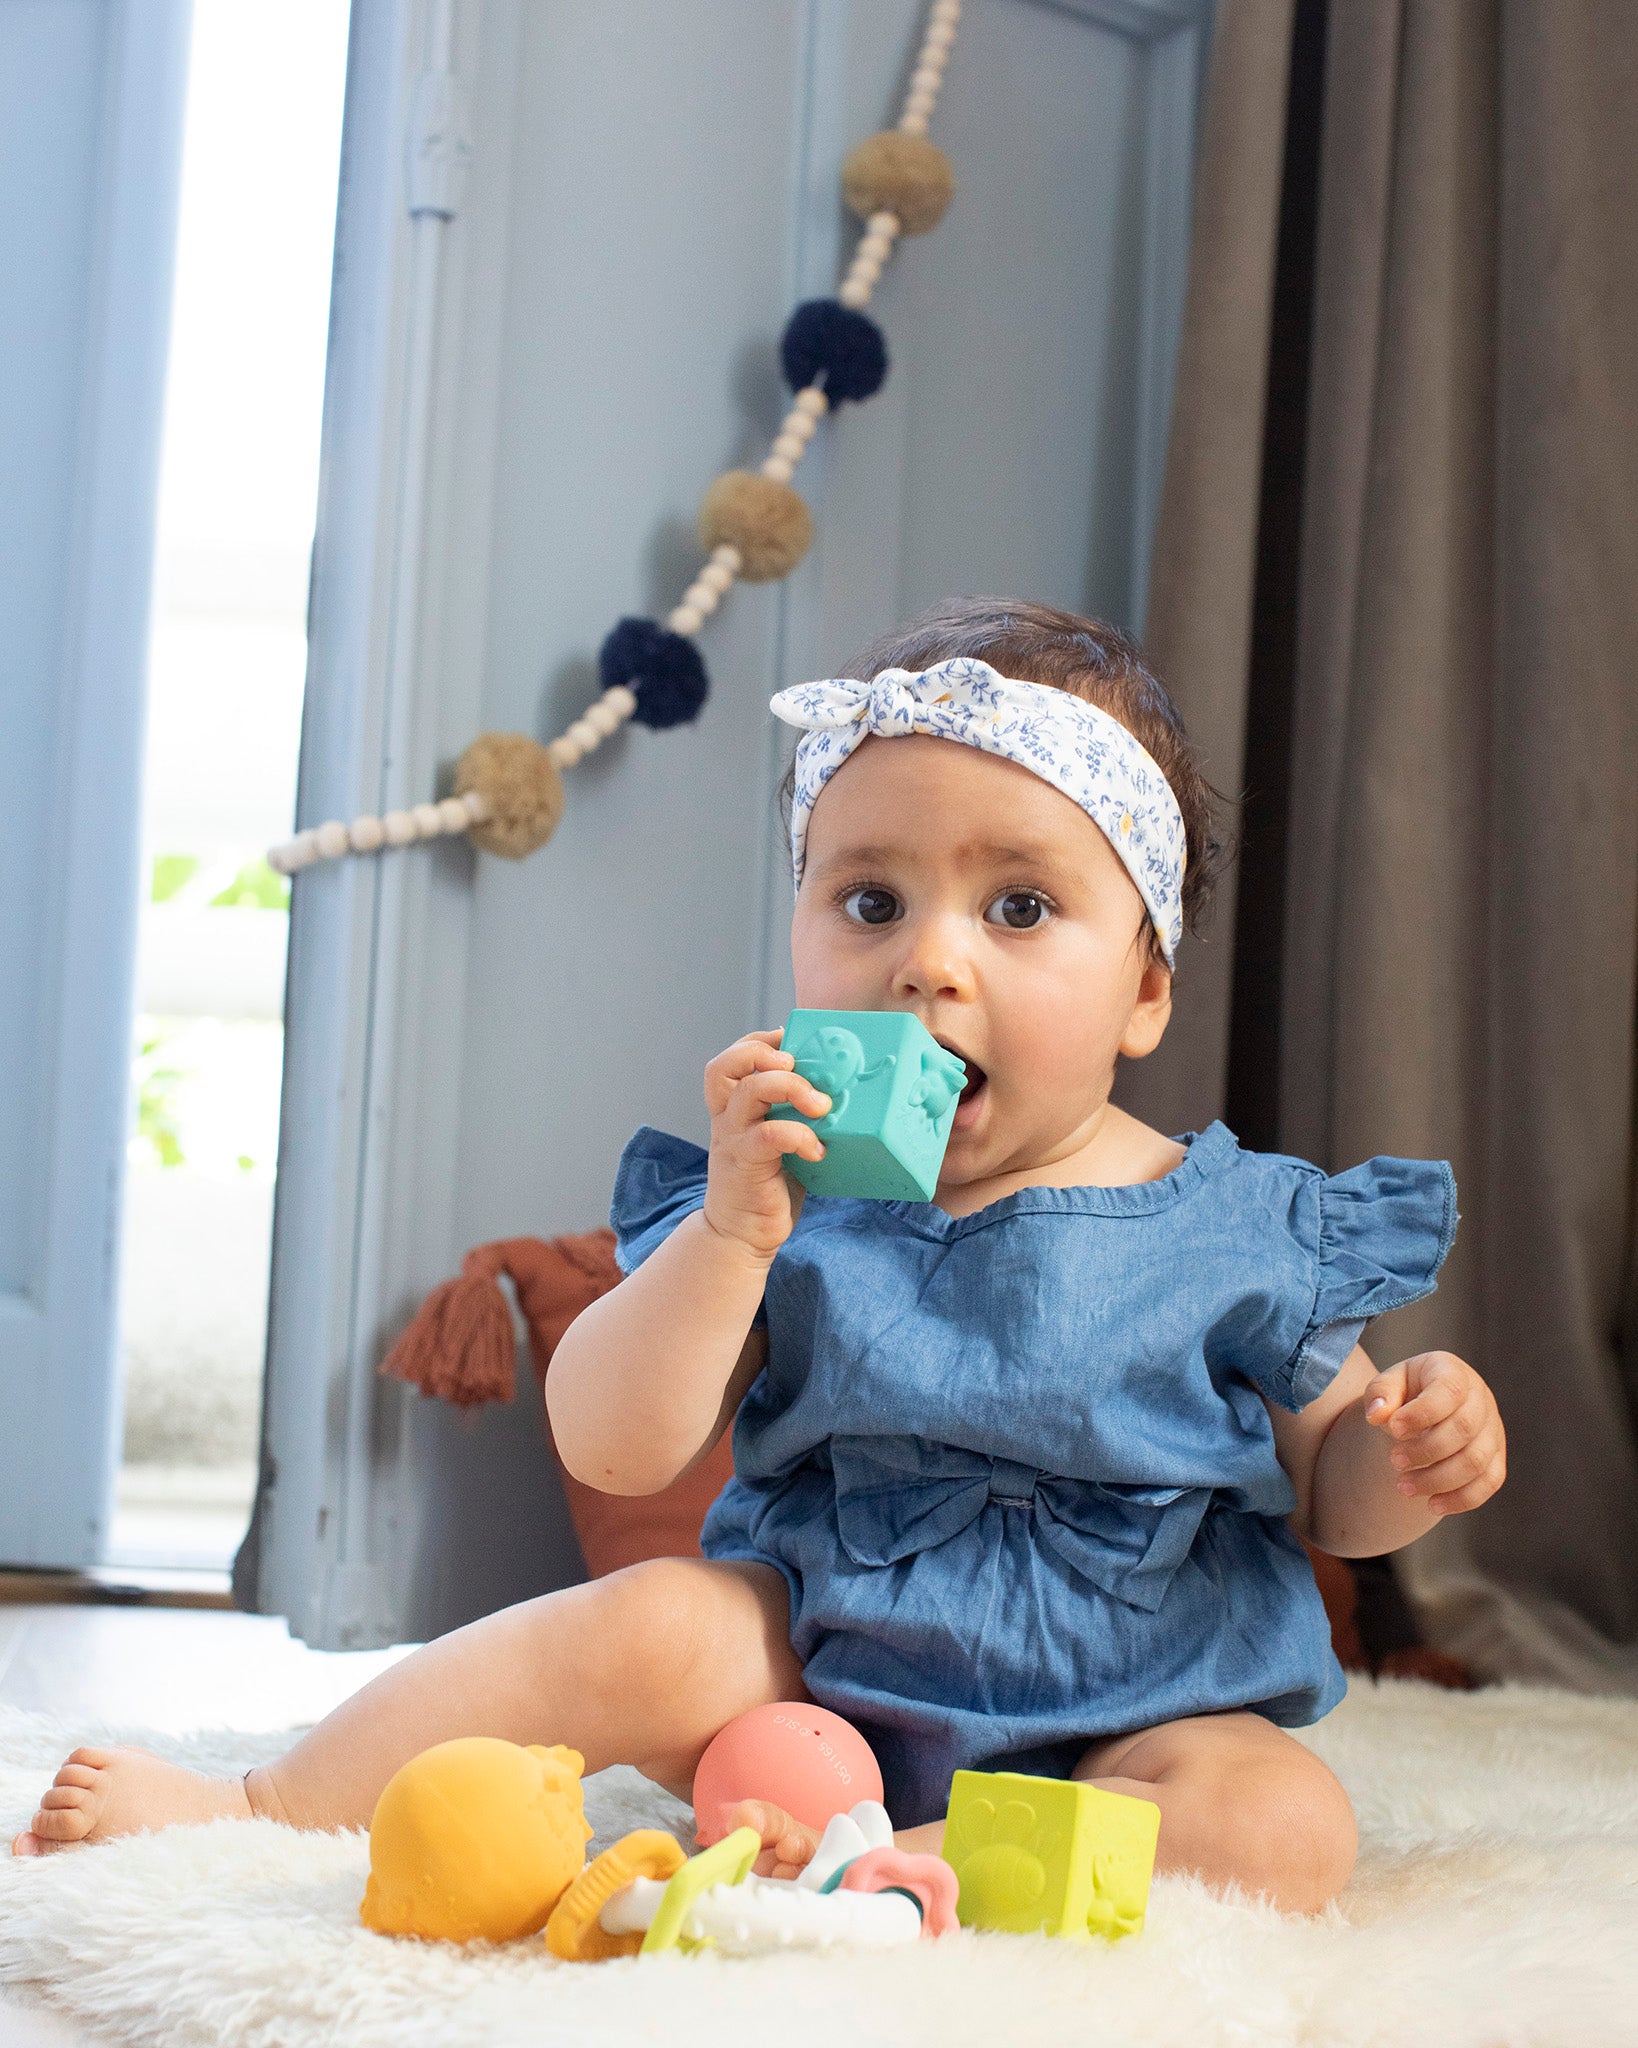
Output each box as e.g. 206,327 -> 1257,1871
509,1229 -> 735,1580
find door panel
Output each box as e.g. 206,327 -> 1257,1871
0,1 -> 190,1565
249,0 -> 1208,1645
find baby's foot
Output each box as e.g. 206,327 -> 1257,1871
728,1798 -> 822,1881
10,1746 -> 255,1856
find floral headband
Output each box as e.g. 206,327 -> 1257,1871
769,656 -> 1186,963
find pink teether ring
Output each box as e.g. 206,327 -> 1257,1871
840,1847 -> 960,1937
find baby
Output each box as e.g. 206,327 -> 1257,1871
14,599 -> 1506,1915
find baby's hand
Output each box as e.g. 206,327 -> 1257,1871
724,1798 -> 823,1881
1365,1351 -> 1506,1516
701,1030 -> 830,1262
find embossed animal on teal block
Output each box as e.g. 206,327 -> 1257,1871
768,1009 -> 966,1202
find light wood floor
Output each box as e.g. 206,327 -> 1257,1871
0,1600 -> 417,2047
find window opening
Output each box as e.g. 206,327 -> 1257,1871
110,1 -> 351,1573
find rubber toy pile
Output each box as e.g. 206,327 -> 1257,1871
358,1704 -> 1161,1959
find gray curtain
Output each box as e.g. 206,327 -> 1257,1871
1129,0 -> 1638,1688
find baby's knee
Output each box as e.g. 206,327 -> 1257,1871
586,1558 -> 718,1695
1225,1753 -> 1357,1914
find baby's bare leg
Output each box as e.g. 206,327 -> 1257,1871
12,1558 -> 799,1854
1072,1709 -> 1357,1914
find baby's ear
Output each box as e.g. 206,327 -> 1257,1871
1119,945 -> 1173,1060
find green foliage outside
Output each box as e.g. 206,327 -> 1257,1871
149,852 -> 290,910
209,858 -> 289,910
150,853 -> 201,902
134,1031 -> 186,1168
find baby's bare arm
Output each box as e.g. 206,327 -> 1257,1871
1265,1343 -> 1505,1556
548,1029 -> 829,1494
550,1216 -> 772,1492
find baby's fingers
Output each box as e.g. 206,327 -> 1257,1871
723,1065 -> 831,1129
733,1114 -> 826,1167
1394,1423 -> 1504,1503
1388,1396 -> 1490,1472
1425,1448 -> 1507,1516
726,1799 -> 819,1880
704,1031 -> 791,1115
1388,1354 -> 1468,1437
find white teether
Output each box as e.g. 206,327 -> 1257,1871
797,1811 -> 871,1890
848,1799 -> 895,1849
597,1873 -> 668,1935
685,1877 -> 922,1953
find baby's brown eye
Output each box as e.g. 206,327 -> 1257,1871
843,887 -> 901,926
985,890 -> 1049,929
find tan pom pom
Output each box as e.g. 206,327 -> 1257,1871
454,732 -> 565,860
697,470 -> 812,583
841,131 -> 954,235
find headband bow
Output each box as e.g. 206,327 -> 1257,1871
770,656 -> 1185,962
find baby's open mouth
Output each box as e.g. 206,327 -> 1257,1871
938,1040 -> 987,1108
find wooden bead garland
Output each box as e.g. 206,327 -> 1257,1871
267,0 -> 960,880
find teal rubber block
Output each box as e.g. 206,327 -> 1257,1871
768,1009 -> 967,1202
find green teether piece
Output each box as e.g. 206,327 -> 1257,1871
817,1854 -> 860,1894
639,1825 -> 761,1954
768,1008 -> 967,1202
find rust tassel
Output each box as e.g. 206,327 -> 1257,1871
379,1242 -> 518,1408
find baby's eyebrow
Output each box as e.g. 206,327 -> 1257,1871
968,841 -> 1080,878
808,839 -> 1080,882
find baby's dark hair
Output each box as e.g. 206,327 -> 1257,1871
782,596 -> 1226,946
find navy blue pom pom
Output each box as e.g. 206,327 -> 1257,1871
598,616 -> 710,730
780,299 -> 888,406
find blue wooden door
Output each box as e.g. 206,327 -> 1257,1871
247,0 -> 1210,1646
0,2 -> 191,1565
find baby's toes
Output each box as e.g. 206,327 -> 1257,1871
28,1789 -> 95,1845
51,1762 -> 103,1793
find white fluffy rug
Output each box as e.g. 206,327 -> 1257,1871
2,1679 -> 1636,2048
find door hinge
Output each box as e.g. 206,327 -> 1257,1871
406,69 -> 472,221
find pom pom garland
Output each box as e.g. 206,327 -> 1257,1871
697,471 -> 814,581
598,616 -> 710,729
265,0 -> 961,881
780,300 -> 890,406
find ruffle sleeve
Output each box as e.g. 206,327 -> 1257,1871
1275,1154 -> 1457,1411
609,1126 -> 711,1275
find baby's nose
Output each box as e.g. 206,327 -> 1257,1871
891,919 -> 976,1003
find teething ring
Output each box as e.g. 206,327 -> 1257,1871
840,1847 -> 960,1937
545,1829 -> 687,1961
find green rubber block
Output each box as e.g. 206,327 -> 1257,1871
768,1009 -> 966,1202
943,1769 -> 1160,1941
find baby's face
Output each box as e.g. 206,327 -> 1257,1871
790,734 -> 1173,1190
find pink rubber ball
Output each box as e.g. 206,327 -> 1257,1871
692,1702 -> 885,1845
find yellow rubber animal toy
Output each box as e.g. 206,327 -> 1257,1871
360,1737 -> 593,1942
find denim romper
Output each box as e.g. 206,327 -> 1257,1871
611,1121 -> 1457,1826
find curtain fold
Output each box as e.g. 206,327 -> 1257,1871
1142,0 -> 1638,1688
1119,0 -> 1295,1139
